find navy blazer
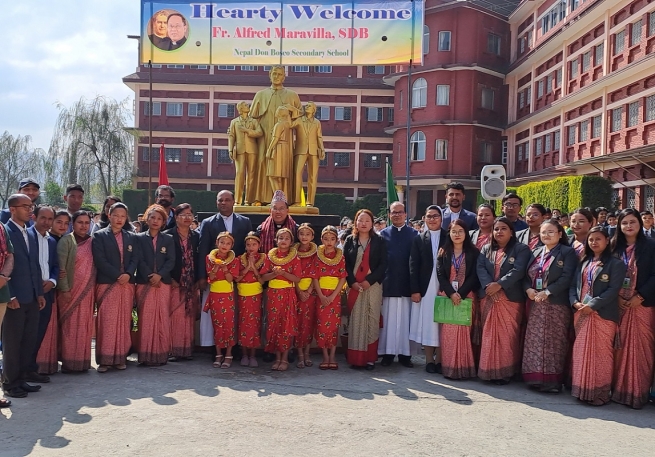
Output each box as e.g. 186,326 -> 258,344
4,221 -> 43,303
0,209 -> 33,227
516,228 -> 544,248
523,244 -> 578,306
409,229 -> 446,297
477,240 -> 533,303
442,207 -> 479,231
612,237 -> 655,307
198,212 -> 252,279
28,227 -> 59,301
135,231 -> 176,285
163,227 -> 201,283
569,255 -> 625,322
92,227 -> 139,284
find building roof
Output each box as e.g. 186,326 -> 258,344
468,0 -> 523,18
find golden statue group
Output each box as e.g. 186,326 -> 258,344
227,65 -> 325,207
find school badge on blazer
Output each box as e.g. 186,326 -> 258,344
508,257 -> 515,264
161,247 -> 167,254
557,260 -> 564,267
600,274 -> 609,282
127,245 -> 133,252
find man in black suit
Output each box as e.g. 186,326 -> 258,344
163,13 -> 188,50
2,194 -> 45,398
155,185 -> 177,231
26,206 -> 59,382
0,178 -> 40,226
441,182 -> 478,231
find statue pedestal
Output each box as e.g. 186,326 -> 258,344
234,205 -> 319,215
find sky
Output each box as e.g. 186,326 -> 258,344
2,0 -> 140,151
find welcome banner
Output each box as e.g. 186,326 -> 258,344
140,0 -> 424,65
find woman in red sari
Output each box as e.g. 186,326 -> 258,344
57,211 -> 96,373
235,232 -> 265,367
37,210 -> 70,375
610,208 -> 655,409
136,204 -> 176,366
343,209 -> 387,370
437,220 -> 480,379
570,226 -> 625,405
204,231 -> 240,368
164,203 -> 200,361
569,208 -> 594,260
92,203 -> 138,372
522,219 -> 577,392
475,217 -> 533,384
516,204 -> 546,250
313,226 -> 347,370
294,223 -> 318,368
260,228 -> 301,371
470,204 -> 495,250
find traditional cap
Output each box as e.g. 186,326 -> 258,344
244,231 -> 261,244
321,225 -> 338,237
297,223 -> 314,236
271,190 -> 288,204
19,178 -> 40,190
216,231 -> 235,244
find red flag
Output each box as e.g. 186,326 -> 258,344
158,143 -> 169,185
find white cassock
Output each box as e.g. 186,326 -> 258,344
379,296 -> 412,356
199,287 -> 215,346
409,229 -> 441,347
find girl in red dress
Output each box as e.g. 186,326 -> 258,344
204,231 -> 240,369
260,228 -> 301,371
235,232 -> 266,368
313,226 -> 347,370
294,223 -> 318,368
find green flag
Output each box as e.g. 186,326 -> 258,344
386,157 -> 399,207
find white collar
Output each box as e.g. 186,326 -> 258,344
221,213 -> 233,219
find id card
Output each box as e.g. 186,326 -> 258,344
582,294 -> 592,304
451,281 -> 459,291
535,278 -> 543,290
622,277 -> 631,289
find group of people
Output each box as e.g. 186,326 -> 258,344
2,178 -> 655,412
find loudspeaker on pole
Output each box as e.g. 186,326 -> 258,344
481,165 -> 506,200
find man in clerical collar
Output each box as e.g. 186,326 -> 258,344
378,201 -> 418,368
164,13 -> 187,50
256,190 -> 298,253
148,12 -> 169,50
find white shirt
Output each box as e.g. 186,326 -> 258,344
8,219 -> 29,253
429,229 -> 441,258
449,210 -> 460,222
36,230 -> 56,285
221,213 -> 234,233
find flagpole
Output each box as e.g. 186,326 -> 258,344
148,58 -> 153,206
405,0 -> 416,223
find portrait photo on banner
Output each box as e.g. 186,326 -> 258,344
147,9 -> 190,51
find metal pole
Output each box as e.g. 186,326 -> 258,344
148,59 -> 153,205
405,0 -> 416,222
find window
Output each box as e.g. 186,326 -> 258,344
335,107 -> 352,121
388,108 -> 395,123
615,30 -> 625,55
366,107 -> 383,122
142,147 -> 159,161
144,101 -> 161,116
293,66 -> 309,72
166,102 -> 183,116
569,0 -> 579,11
144,63 -> 162,68
314,106 -> 330,120
218,65 -> 235,70
546,74 -> 553,94
481,88 -> 495,110
570,59 -> 578,78
410,131 -> 426,161
631,20 -> 642,46
334,152 -> 350,167
319,154 -> 328,167
519,36 -> 525,54
556,68 -> 563,87
525,142 -> 530,159
263,66 -> 272,71
542,16 -> 550,35
188,103 -> 205,117
479,142 -> 492,163
435,139 -> 448,160
582,52 -> 591,72
165,148 -> 181,163
593,115 -> 602,138
241,65 -> 257,71
517,144 -> 523,162
519,91 -> 525,109
315,65 -> 332,73
438,31 -> 451,51
651,12 -> 655,36
545,134 -> 551,152
190,65 -> 208,69
187,149 -> 204,163
218,103 -> 236,118
436,85 -> 450,105
364,154 -> 380,168
628,101 -> 640,127
537,80 -> 544,98
554,130 -> 560,150
595,43 -> 604,66
423,25 -> 430,55
367,66 -> 385,74
412,78 -> 427,108
535,137 -> 542,156
612,107 -> 623,132
501,140 -> 508,164
487,33 -> 501,55
646,95 -> 655,121
580,120 -> 589,142
216,149 -> 232,164
568,125 -> 576,146
167,64 -> 184,69
526,87 -> 532,105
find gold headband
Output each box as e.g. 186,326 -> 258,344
297,224 -> 315,236
276,227 -> 294,241
244,234 -> 261,244
217,231 -> 234,244
321,226 -> 338,237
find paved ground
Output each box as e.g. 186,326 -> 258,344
1,352 -> 654,457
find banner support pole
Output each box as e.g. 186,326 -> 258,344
148,59 -> 153,205
405,0 -> 416,223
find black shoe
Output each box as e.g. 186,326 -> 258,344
262,352 -> 275,363
434,363 -> 442,374
380,355 -> 393,367
4,387 -> 27,398
287,349 -> 296,364
23,372 -> 50,383
20,382 -> 41,392
398,356 -> 414,368
426,362 -> 437,373
365,363 -> 375,371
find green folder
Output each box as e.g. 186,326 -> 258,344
433,296 -> 472,326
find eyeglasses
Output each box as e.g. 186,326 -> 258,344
540,231 -> 558,237
450,230 -> 466,236
11,204 -> 35,210
177,214 -> 194,219
503,203 -> 520,208
390,211 -> 405,216
425,214 -> 441,220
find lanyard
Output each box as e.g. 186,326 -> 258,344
452,252 -> 464,274
622,249 -> 633,268
586,259 -> 599,287
538,249 -> 551,270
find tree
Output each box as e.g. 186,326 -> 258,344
49,96 -> 136,199
0,131 -> 43,207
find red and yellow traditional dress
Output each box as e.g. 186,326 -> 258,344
295,242 -> 317,348
204,249 -> 240,348
260,247 -> 301,352
313,246 -> 347,349
236,253 -> 265,349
